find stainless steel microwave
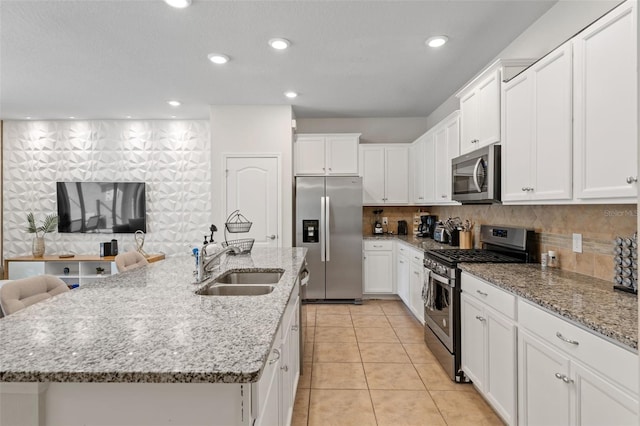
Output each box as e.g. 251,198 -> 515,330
451,144 -> 501,204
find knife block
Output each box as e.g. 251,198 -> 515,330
459,231 -> 473,249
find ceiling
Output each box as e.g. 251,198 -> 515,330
0,0 -> 558,120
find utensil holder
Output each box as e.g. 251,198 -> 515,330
459,231 -> 473,249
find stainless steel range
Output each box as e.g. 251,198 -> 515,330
423,225 -> 537,382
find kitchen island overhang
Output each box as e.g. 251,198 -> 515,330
0,248 -> 307,425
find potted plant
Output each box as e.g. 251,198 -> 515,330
95,266 -> 105,275
26,212 -> 58,258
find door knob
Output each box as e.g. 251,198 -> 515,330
626,176 -> 637,184
267,235 -> 276,240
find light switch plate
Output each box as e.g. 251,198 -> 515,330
382,217 -> 388,225
572,233 -> 583,253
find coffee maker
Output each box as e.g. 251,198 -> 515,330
417,215 -> 438,238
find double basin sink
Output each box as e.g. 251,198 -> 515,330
197,269 -> 284,297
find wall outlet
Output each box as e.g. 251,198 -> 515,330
572,233 -> 583,253
382,217 -> 388,225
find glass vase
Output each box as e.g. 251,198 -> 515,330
32,236 -> 45,258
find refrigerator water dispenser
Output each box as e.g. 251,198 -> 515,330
302,220 -> 319,243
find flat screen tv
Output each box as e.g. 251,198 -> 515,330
57,182 -> 146,233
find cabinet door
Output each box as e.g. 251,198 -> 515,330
572,361 -> 638,426
7,261 -> 45,280
460,90 -> 479,154
295,136 -> 326,175
518,330 -> 571,426
326,135 -> 359,175
411,139 -> 425,203
409,261 -> 424,323
384,147 -> 409,203
433,115 -> 459,204
363,251 -> 393,293
256,346 -> 282,426
461,293 -> 486,390
502,72 -> 533,202
477,70 -> 501,147
485,309 -> 517,426
396,254 -> 410,305
423,133 -> 436,202
532,42 -> 573,201
573,1 -> 637,199
360,146 -> 386,203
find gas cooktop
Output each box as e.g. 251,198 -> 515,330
425,249 -> 523,265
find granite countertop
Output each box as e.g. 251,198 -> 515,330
364,234 -> 457,251
0,248 -> 307,384
459,263 -> 638,351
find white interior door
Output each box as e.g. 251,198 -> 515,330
225,156 -> 280,248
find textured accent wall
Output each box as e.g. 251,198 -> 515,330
364,204 -> 637,282
3,120 -> 211,258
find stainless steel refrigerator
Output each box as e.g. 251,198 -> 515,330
295,176 -> 363,302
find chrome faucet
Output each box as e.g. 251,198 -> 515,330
196,244 -> 241,282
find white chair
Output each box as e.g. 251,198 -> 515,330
115,251 -> 149,273
0,275 -> 69,316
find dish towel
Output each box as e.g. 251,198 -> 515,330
423,269 -> 437,310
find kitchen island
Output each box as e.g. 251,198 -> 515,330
0,247 -> 307,426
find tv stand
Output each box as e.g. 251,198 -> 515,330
3,253 -> 165,284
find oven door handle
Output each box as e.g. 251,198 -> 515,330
425,267 -> 453,288
472,158 -> 483,193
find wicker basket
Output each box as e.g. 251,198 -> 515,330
221,238 -> 255,254
225,210 -> 253,233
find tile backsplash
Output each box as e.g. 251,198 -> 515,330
363,204 -> 637,282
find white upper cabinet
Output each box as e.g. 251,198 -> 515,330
573,1 -> 637,200
360,144 -> 409,204
295,133 -> 360,176
410,135 -> 426,203
502,42 -> 573,203
433,112 -> 460,203
457,59 -> 533,155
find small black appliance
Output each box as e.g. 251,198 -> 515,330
397,220 -> 408,235
417,215 -> 438,238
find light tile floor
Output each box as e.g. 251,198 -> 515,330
292,299 -> 505,426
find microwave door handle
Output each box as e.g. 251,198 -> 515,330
472,158 -> 482,193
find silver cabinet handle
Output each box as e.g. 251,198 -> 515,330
476,290 -> 488,296
414,256 -> 421,261
555,373 -> 563,380
269,348 -> 281,364
399,260 -> 405,264
475,315 -> 486,322
328,168 -> 332,171
627,176 -> 637,184
556,332 -> 579,346
267,235 -> 276,240
522,187 -> 527,192
413,271 -> 420,276
441,194 -> 447,198
281,365 -> 289,372
292,325 -> 299,331
562,375 -> 574,384
373,244 -> 383,248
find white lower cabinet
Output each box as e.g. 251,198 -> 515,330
518,329 -> 571,426
461,273 -> 517,425
363,240 -> 394,294
396,246 -> 410,305
518,299 -> 638,426
254,288 -> 300,426
408,259 -> 424,324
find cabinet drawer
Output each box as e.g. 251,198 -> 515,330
461,272 -> 516,320
397,242 -> 424,264
364,240 -> 392,251
518,299 -> 638,394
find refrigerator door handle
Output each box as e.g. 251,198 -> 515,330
320,196 -> 326,262
325,196 -> 330,262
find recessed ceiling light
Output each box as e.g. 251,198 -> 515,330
126,115 -> 132,119
25,116 -> 31,120
69,116 -> 75,119
284,91 -> 298,99
208,53 -> 230,64
269,38 -> 290,50
164,0 -> 192,8
171,115 -> 177,119
167,100 -> 181,107
426,36 -> 448,48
